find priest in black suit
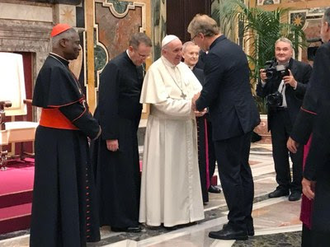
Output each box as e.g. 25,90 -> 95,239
188,14 -> 260,240
91,33 -> 152,233
257,37 -> 312,202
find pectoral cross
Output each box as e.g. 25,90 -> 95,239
181,91 -> 187,99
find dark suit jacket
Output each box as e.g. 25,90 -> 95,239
256,58 -> 312,131
196,35 -> 260,141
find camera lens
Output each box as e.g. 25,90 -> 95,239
266,71 -> 273,79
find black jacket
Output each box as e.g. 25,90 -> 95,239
196,35 -> 260,141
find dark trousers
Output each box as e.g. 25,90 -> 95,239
302,224 -> 312,247
311,170 -> 330,244
303,223 -> 330,247
271,110 -> 303,192
207,122 -> 217,182
213,131 -> 254,231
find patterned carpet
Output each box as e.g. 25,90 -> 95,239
233,231 -> 301,247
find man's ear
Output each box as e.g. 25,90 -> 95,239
59,38 -> 67,48
128,45 -> 134,52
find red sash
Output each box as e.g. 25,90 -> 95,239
39,108 -> 78,130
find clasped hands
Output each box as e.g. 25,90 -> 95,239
191,92 -> 200,111
191,92 -> 207,116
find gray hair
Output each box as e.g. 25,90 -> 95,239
187,14 -> 220,38
275,37 -> 293,49
52,28 -> 76,48
324,7 -> 330,26
182,41 -> 199,52
129,33 -> 152,49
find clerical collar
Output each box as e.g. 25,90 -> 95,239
49,52 -> 69,66
277,61 -> 289,66
126,49 -> 132,60
161,56 -> 177,68
126,49 -> 140,67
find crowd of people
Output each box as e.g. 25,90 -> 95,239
29,7 -> 330,246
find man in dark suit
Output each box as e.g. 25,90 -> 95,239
188,14 -> 260,240
287,7 -> 330,245
257,37 -> 312,201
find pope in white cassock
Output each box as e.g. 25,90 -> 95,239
139,35 -> 205,227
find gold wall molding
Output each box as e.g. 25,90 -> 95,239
96,0 -> 147,32
85,0 -> 152,113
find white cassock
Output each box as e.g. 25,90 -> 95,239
139,56 -> 205,227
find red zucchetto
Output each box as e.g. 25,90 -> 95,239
50,23 -> 72,37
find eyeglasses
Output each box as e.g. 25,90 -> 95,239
137,52 -> 150,59
191,34 -> 199,42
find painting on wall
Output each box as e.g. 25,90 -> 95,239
257,0 -> 280,5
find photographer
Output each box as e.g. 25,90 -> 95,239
256,37 -> 312,201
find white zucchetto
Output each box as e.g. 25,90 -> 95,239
162,35 -> 180,48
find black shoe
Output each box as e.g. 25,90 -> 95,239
223,223 -> 254,236
208,185 -> 221,193
268,188 -> 289,198
288,191 -> 301,201
111,226 -> 142,233
209,227 -> 248,240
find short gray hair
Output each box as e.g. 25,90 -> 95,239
275,37 -> 293,49
129,33 -> 152,49
182,41 -> 199,53
52,28 -> 76,48
324,7 -> 330,26
187,14 -> 220,38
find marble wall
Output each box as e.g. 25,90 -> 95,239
94,1 -> 144,88
0,1 -> 83,106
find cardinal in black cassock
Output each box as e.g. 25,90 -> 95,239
30,24 -> 101,247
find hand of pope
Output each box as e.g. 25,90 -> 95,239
195,108 -> 207,117
192,92 -> 201,111
106,139 -> 119,152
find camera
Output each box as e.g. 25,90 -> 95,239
266,91 -> 283,107
263,61 -> 287,107
264,61 -> 290,81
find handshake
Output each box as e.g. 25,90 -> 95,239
191,92 -> 207,117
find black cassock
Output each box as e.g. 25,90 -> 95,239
30,54 -> 101,247
291,42 -> 330,244
92,52 -> 143,228
193,67 -> 216,203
